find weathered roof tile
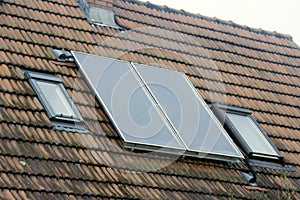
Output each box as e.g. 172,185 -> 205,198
0,0 -> 299,198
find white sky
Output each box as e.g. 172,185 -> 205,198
140,0 -> 300,46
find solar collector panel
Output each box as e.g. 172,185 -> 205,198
72,51 -> 243,161
133,63 -> 243,159
72,51 -> 186,152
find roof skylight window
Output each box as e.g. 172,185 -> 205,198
72,51 -> 244,162
211,104 -> 282,162
24,71 -> 83,124
77,0 -> 121,29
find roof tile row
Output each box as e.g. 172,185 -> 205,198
0,0 -> 299,198
116,0 -> 297,47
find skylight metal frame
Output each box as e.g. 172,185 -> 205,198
211,104 -> 283,162
24,71 -> 83,123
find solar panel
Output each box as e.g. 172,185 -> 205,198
72,51 -> 185,152
133,63 -> 243,159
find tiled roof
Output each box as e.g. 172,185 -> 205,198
1,0 -> 300,199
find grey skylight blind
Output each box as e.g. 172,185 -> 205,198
226,113 -> 279,157
36,81 -> 76,118
72,51 -> 243,161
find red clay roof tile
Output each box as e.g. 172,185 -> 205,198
0,0 -> 299,198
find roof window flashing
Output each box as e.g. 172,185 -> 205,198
211,104 -> 283,163
24,71 -> 84,127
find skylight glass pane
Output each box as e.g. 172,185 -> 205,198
134,63 -> 243,158
36,81 -> 76,118
72,51 -> 185,150
226,113 -> 279,156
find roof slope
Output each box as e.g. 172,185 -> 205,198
0,0 -> 299,199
